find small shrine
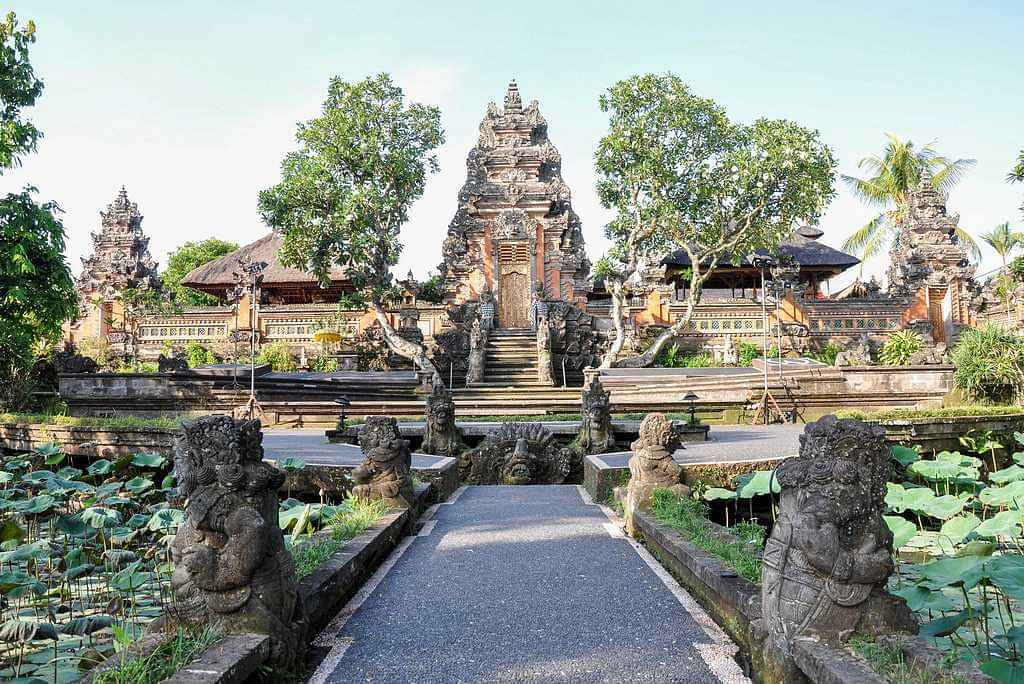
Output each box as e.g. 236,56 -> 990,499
438,81 -> 590,327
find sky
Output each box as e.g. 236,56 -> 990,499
3,1 -> 1023,290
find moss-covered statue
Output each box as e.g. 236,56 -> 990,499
459,422 -> 580,485
578,376 -> 615,454
169,415 -> 306,666
624,412 -> 688,535
421,383 -> 466,458
352,416 -> 415,508
761,415 -> 916,654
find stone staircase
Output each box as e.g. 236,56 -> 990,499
452,328 -> 582,415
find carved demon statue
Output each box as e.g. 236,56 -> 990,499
421,383 -> 466,458
578,376 -> 615,454
624,413 -> 688,535
761,415 -> 916,653
352,416 -> 415,508
459,422 -> 581,485
169,416 -> 305,665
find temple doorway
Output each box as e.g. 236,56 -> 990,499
499,270 -> 530,328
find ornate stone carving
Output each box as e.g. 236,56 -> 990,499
578,376 -> 615,454
352,416 -> 415,508
624,413 -> 688,535
437,82 -> 591,307
169,416 -> 305,665
761,415 -> 916,652
834,333 -> 873,367
52,343 -> 99,374
459,422 -> 581,485
467,317 -> 487,386
422,383 -> 465,458
536,316 -> 554,385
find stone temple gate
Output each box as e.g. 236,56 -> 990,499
438,81 -> 590,327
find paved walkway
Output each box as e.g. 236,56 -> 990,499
308,486 -> 749,684
264,424 -> 802,469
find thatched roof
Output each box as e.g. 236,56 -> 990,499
663,227 -> 859,273
181,233 -> 349,293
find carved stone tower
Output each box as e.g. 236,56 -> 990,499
438,81 -> 590,328
70,187 -> 159,341
887,172 -> 978,344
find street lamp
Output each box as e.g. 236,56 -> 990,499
683,391 -> 699,426
751,254 -> 777,425
232,255 -> 266,420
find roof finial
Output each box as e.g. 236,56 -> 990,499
504,80 -> 522,112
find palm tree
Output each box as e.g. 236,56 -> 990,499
980,221 -> 1021,271
842,133 -> 980,267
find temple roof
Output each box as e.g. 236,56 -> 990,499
181,233 -> 349,293
663,229 -> 859,272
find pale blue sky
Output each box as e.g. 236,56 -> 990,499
3,1 -> 1022,289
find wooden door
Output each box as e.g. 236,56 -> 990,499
500,270 -> 530,328
928,287 -> 947,344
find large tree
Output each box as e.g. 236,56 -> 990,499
1011,150 -> 1024,217
259,73 -> 444,379
841,133 -> 979,264
161,238 -> 239,306
980,221 -> 1021,272
0,13 -> 78,410
595,73 -> 836,368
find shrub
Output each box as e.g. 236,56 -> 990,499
737,341 -> 760,367
807,343 -> 842,366
656,343 -> 718,368
417,273 -> 446,304
952,325 -> 1024,404
255,341 -> 298,372
879,330 -> 923,366
76,337 -> 114,370
183,341 -> 216,368
311,353 -> 340,373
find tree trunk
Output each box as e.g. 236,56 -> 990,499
600,279 -> 628,369
615,291 -> 700,368
370,300 -> 442,385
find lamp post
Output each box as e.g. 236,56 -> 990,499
232,256 -> 266,420
683,391 -> 699,426
751,254 -> 777,425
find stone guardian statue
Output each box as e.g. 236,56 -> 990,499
578,376 -> 615,454
168,415 -> 306,666
422,383 -> 466,458
352,416 -> 415,508
624,413 -> 689,536
761,415 -> 916,657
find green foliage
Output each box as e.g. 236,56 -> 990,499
655,344 -> 718,368
94,625 -> 223,684
256,341 -> 298,372
981,222 -> 1022,269
0,13 -> 42,170
1010,150 -> 1024,218
183,341 -> 216,368
287,495 -> 386,578
737,341 -> 760,367
650,489 -> 764,583
848,634 -> 965,684
311,352 -> 339,373
76,337 -> 115,370
879,330 -> 923,366
806,343 -> 842,366
259,73 -> 444,304
836,405 -> 1024,421
417,273 -> 445,304
952,325 -> 1024,404
842,133 -> 979,264
594,72 -> 836,366
161,239 -> 238,307
0,412 -> 183,429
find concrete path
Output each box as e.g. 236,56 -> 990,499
308,486 -> 749,684
264,424 -> 802,469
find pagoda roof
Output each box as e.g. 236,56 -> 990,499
663,230 -> 859,272
181,233 -> 349,293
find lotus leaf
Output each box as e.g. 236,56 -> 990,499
81,506 -> 120,529
980,480 -> 1024,507
130,452 -> 166,469
981,658 -> 1024,684
918,555 -> 986,589
910,451 -> 980,481
0,520 -> 25,543
280,504 -> 312,532
702,487 -> 736,501
56,466 -> 82,480
974,510 -> 1024,538
108,561 -> 151,592
885,483 -> 936,514
86,460 -> 112,476
922,494 -> 968,520
891,444 -> 921,467
20,471 -> 55,486
884,515 -> 917,549
60,615 -> 113,635
55,515 -> 87,537
0,471 -> 13,484
891,584 -> 956,612
125,477 -> 154,494
64,564 -> 95,581
102,549 -> 138,569
278,457 -> 307,471
990,464 -> 1024,484
146,508 -> 184,532
939,513 -> 981,545
956,540 -> 996,557
734,470 -> 780,499
0,619 -> 59,642
987,555 -> 1024,601
919,610 -> 973,638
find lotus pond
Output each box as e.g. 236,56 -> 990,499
0,446 -> 379,682
689,429 -> 1024,682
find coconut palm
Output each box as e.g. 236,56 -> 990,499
842,133 -> 980,266
980,221 -> 1021,271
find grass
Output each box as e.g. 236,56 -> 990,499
94,625 -> 223,684
0,412 -> 184,429
848,634 -> 966,684
649,488 -> 764,583
835,405 -> 1024,421
290,496 -> 388,578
